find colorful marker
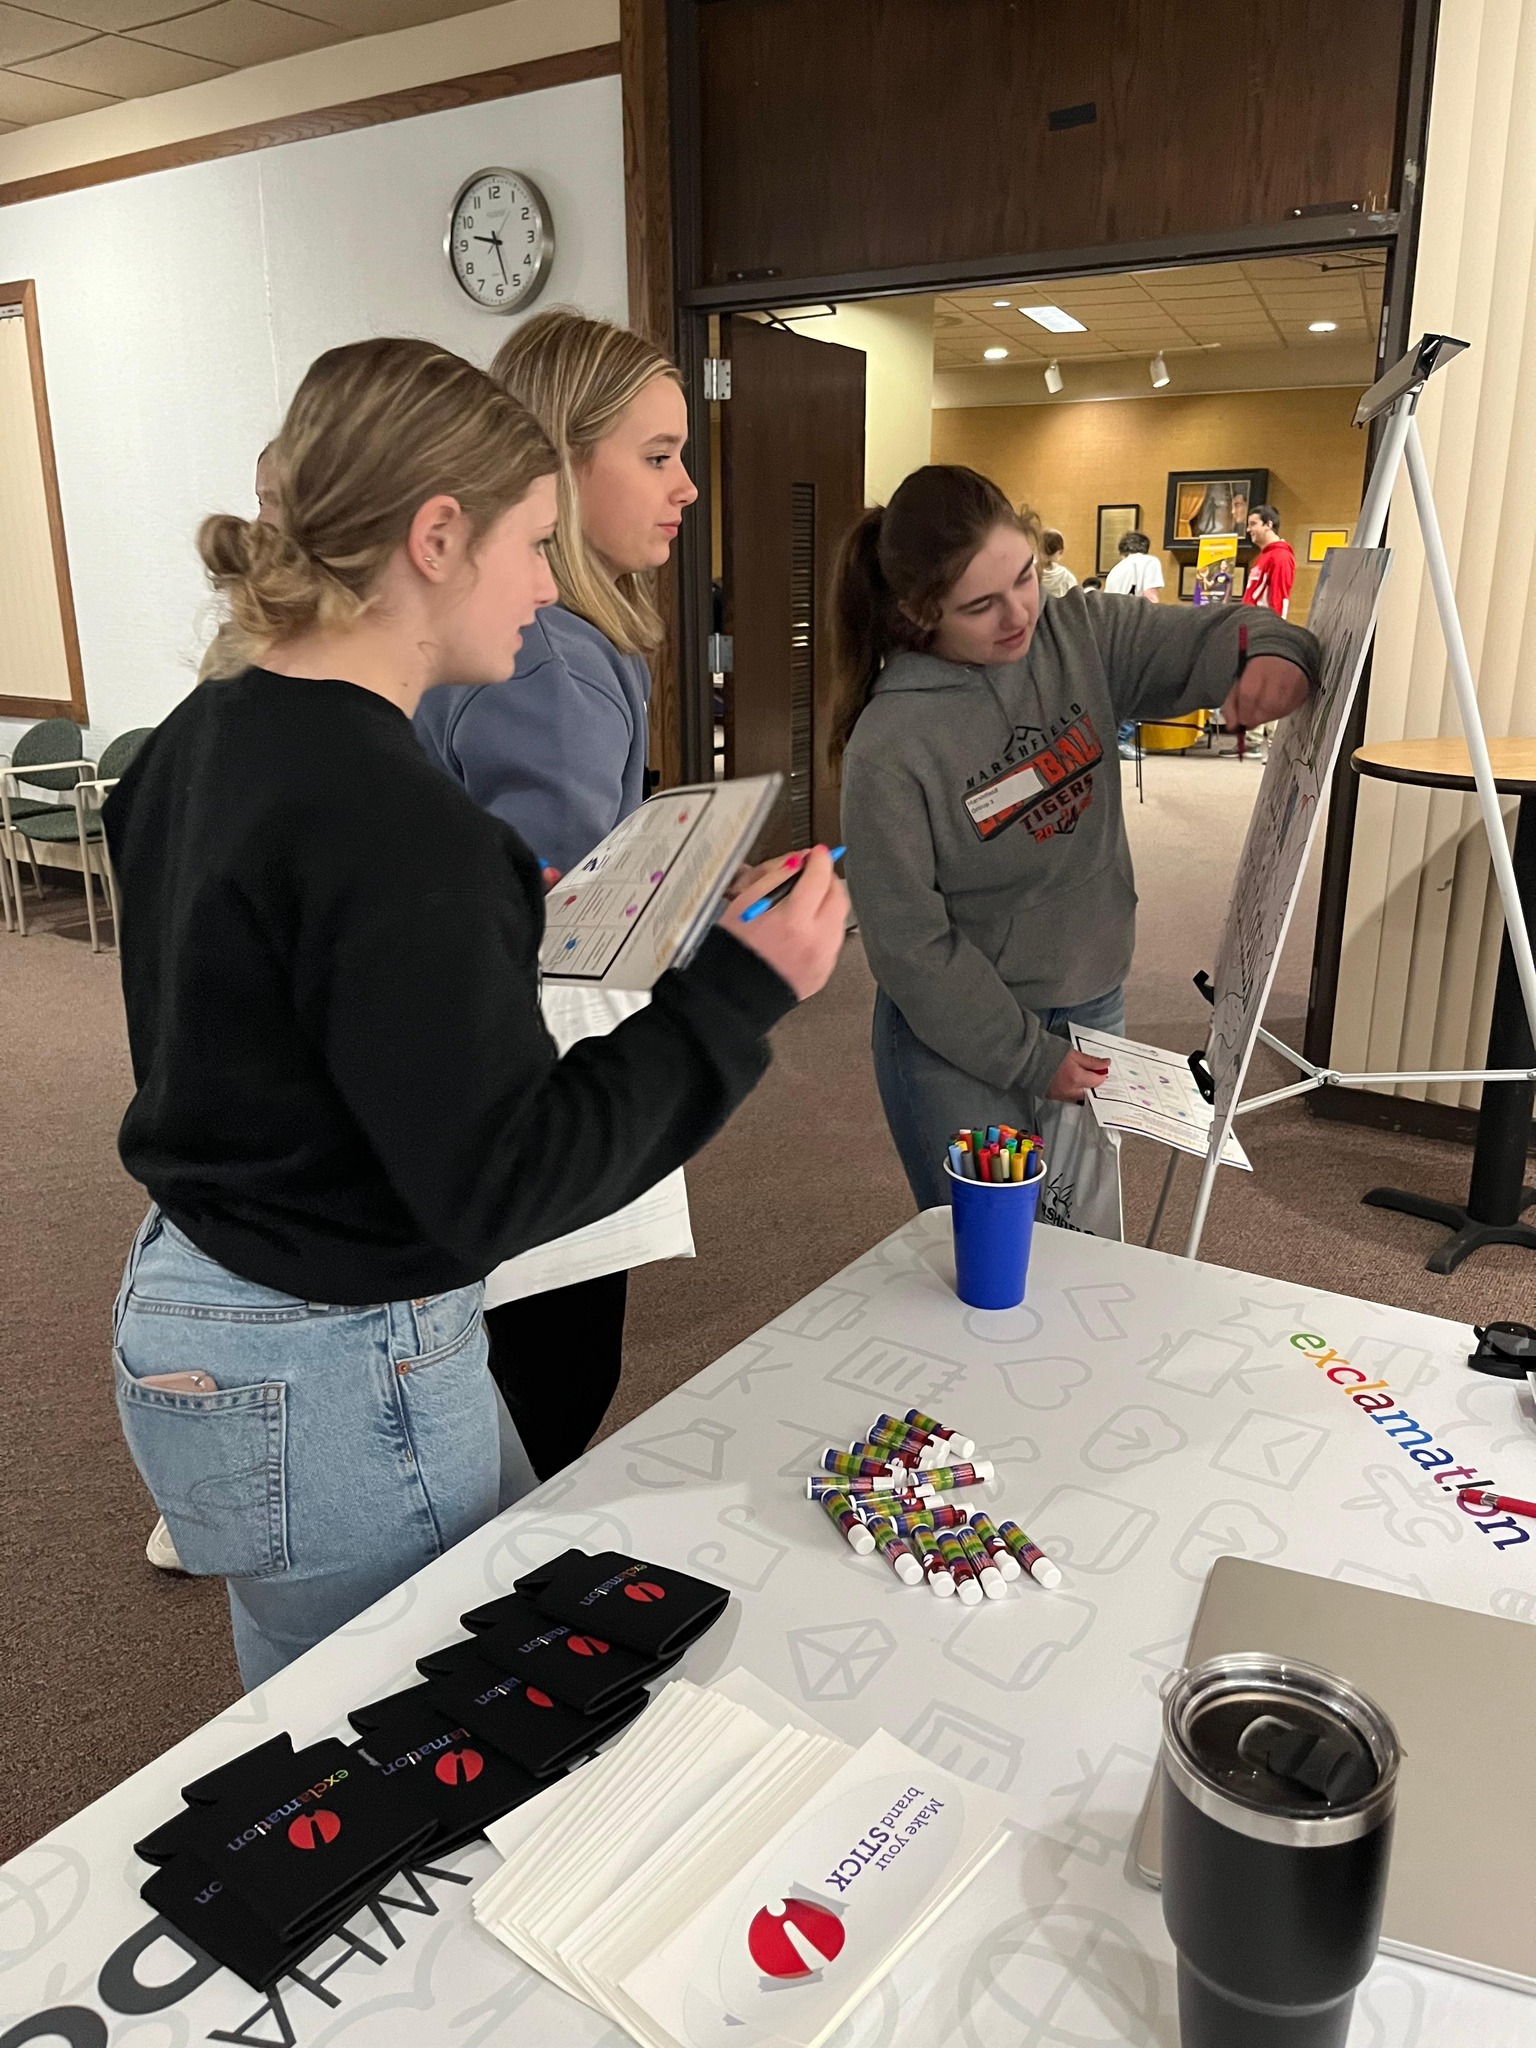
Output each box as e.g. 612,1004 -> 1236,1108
908,1523 -> 954,1598
956,1525 -> 1007,1599
819,1489 -> 875,1554
968,1512 -> 1022,1581
805,1473 -> 904,1498
821,1450 -> 908,1480
999,1519 -> 1063,1588
919,1460 -> 993,1494
902,1411 -> 976,1459
870,1416 -> 958,1468
936,1530 -> 983,1606
865,1513 -> 924,1586
847,1437 -> 924,1468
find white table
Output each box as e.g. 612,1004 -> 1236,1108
4,1216 -> 1532,2048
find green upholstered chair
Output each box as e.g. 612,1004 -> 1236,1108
0,718 -> 91,934
6,727 -> 151,950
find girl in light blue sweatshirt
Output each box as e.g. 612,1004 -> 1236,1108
415,310 -> 698,1474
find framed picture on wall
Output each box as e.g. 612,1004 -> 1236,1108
1308,527 -> 1350,562
1096,503 -> 1141,576
1178,563 -> 1201,601
1164,469 -> 1269,549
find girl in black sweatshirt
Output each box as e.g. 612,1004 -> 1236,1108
104,337 -> 847,1686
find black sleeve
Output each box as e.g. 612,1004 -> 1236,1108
310,887 -> 795,1275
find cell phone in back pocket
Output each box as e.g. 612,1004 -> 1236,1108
138,1371 -> 219,1393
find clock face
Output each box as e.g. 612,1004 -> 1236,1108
446,169 -> 554,314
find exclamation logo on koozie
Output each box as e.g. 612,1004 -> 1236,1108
624,1581 -> 666,1603
435,1746 -> 485,1787
747,1894 -> 846,1982
288,1809 -> 341,1850
567,1635 -> 610,1656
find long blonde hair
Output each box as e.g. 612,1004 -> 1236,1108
199,337 -> 557,679
490,309 -> 682,656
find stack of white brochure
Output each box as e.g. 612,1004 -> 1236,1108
472,1670 -> 1012,2048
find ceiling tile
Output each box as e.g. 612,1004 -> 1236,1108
293,0 -> 487,32
0,64 -> 115,114
0,3 -> 88,63
133,0 -> 339,63
9,0 -> 208,27
15,28 -> 227,87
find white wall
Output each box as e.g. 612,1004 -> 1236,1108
0,70 -> 626,755
780,297 -> 934,505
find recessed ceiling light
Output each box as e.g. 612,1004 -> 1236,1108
983,346 -> 1009,360
992,299 -> 1011,308
1020,304 -> 1087,333
1308,319 -> 1338,333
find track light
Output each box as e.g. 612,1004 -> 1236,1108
1150,352 -> 1170,389
1044,359 -> 1063,394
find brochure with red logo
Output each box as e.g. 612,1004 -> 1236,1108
347,1684 -> 551,1853
621,1729 -> 1012,2048
512,1549 -> 730,1659
419,1641 -> 650,1776
453,1590 -> 675,1714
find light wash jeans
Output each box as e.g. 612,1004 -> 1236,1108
872,985 -> 1127,1211
112,1210 -> 537,1690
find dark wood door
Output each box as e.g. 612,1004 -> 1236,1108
720,316 -> 865,854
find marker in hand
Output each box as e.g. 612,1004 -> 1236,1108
738,845 -> 845,924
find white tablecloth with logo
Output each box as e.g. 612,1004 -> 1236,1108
4,1212 -> 1531,2047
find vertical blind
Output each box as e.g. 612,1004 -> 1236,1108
0,304 -> 75,709
1331,0 -> 1536,1109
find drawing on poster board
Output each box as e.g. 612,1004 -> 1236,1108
1206,547 -> 1393,1124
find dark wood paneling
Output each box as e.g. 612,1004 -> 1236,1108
720,316 -> 864,850
0,44 -> 619,211
695,0 -> 1407,288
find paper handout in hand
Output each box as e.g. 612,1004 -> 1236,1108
540,775 -> 782,992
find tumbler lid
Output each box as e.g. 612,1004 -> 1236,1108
1162,1652 -> 1400,1848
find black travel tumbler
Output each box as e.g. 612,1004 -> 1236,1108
1160,1652 -> 1400,2048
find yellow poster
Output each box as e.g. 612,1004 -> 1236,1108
1196,535 -> 1239,569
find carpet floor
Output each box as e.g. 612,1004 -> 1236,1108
4,747 -> 1531,1857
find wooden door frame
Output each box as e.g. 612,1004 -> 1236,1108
0,279 -> 88,724
622,0 -> 1442,1079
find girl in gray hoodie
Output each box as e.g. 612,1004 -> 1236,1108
835,465 -> 1320,1211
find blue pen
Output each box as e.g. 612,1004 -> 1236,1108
738,845 -> 846,924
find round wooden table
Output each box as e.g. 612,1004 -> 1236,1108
1352,737 -> 1536,1273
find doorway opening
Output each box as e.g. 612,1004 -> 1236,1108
706,247 -> 1384,857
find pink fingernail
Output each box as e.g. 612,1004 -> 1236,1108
784,854 -> 804,871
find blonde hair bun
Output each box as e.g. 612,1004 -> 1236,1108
198,337 -> 556,680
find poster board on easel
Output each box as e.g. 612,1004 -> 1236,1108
1185,548 -> 1393,1245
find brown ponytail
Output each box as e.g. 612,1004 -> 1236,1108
829,465 -> 1034,764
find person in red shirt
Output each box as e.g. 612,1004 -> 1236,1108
1243,504 -> 1296,616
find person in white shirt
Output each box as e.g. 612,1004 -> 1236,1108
1103,530 -> 1164,753
1038,527 -> 1078,599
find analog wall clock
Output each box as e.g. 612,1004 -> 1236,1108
445,168 -> 555,314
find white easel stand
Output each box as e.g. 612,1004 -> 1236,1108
1177,336 -> 1536,1261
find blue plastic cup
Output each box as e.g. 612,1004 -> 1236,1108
944,1157 -> 1045,1310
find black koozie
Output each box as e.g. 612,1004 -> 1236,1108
1161,1654 -> 1399,2048
512,1549 -> 729,1659
420,1643 -> 648,1775
457,1591 -> 671,1712
348,1685 -> 550,1850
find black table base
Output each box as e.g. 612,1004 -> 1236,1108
1361,1183 -> 1536,1275
1359,791 -> 1536,1274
